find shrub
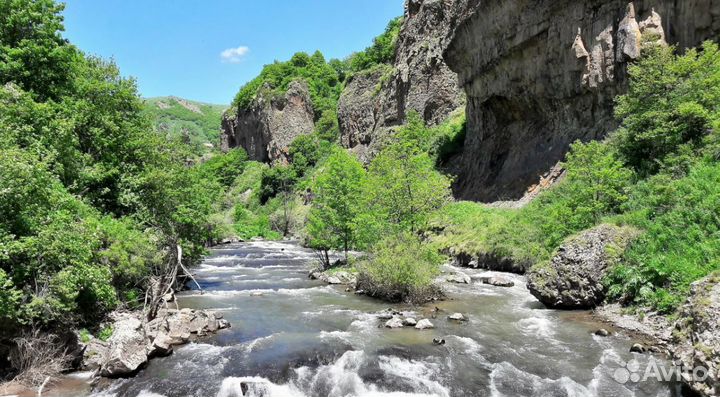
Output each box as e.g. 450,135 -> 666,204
349,17 -> 403,73
198,148 -> 248,186
356,233 -> 442,303
606,162 -> 720,312
613,41 -> 720,176
233,207 -> 280,240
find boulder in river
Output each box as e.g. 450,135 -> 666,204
483,276 -> 515,287
402,317 -> 418,327
594,329 -> 611,337
88,308 -> 230,377
81,339 -> 109,371
630,343 -> 646,353
99,314 -> 148,377
445,272 -> 471,284
385,317 -> 404,329
415,319 -> 435,330
377,310 -> 395,320
448,313 -> 467,322
673,274 -> 720,396
526,224 -> 639,309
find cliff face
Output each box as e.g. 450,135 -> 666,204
337,0 -> 472,161
221,80 -> 314,163
446,0 -> 720,202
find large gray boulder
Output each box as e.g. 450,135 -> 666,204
527,224 -> 639,309
89,308 -> 230,377
673,275 -> 720,396
99,314 -> 148,377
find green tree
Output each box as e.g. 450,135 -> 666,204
288,133 -> 333,176
306,149 -> 366,265
198,148 -> 248,186
349,17 -> 403,72
364,144 -> 452,234
314,109 -> 340,142
0,0 -> 79,101
613,41 -> 720,176
530,141 -> 633,248
259,165 -> 297,204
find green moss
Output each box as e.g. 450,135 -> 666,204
97,325 -> 113,341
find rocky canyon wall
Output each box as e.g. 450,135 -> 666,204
337,0 -> 473,161
221,81 -> 315,163
446,0 -> 720,201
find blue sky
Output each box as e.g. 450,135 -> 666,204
62,1 -> 404,104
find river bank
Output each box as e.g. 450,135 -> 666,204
40,240 -> 682,396
5,239 -> 702,396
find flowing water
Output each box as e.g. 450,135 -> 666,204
60,240 -> 685,397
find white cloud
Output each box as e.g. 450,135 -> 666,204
220,46 -> 250,63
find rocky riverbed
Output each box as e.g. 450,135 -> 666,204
34,240 -> 692,397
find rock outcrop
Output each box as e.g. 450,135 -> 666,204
445,0 -> 720,201
309,269 -> 357,286
84,308 -> 230,377
337,0 -> 471,161
221,80 -> 314,163
99,314 -> 148,377
527,224 -> 639,309
674,274 -> 720,396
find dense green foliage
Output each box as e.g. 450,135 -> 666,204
227,162 -> 282,240
348,17 -> 403,73
430,41 -> 720,313
143,97 -> 227,156
613,41 -> 720,177
362,138 -> 453,235
231,51 -> 342,124
301,112 -> 453,298
306,149 -> 366,261
198,148 -> 248,186
229,14 -> 402,147
357,232 -> 442,303
0,0 -> 79,101
605,163 -> 720,312
0,0 -> 240,332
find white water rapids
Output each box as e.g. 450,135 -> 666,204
56,241 -> 685,397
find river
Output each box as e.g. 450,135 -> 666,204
57,240 -> 684,397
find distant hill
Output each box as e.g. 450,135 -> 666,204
144,96 -> 227,155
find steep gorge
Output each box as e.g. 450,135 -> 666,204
446,0 -> 720,201
337,0 -> 471,161
221,0 -> 720,201
221,81 -> 315,162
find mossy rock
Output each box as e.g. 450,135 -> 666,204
526,224 -> 640,309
